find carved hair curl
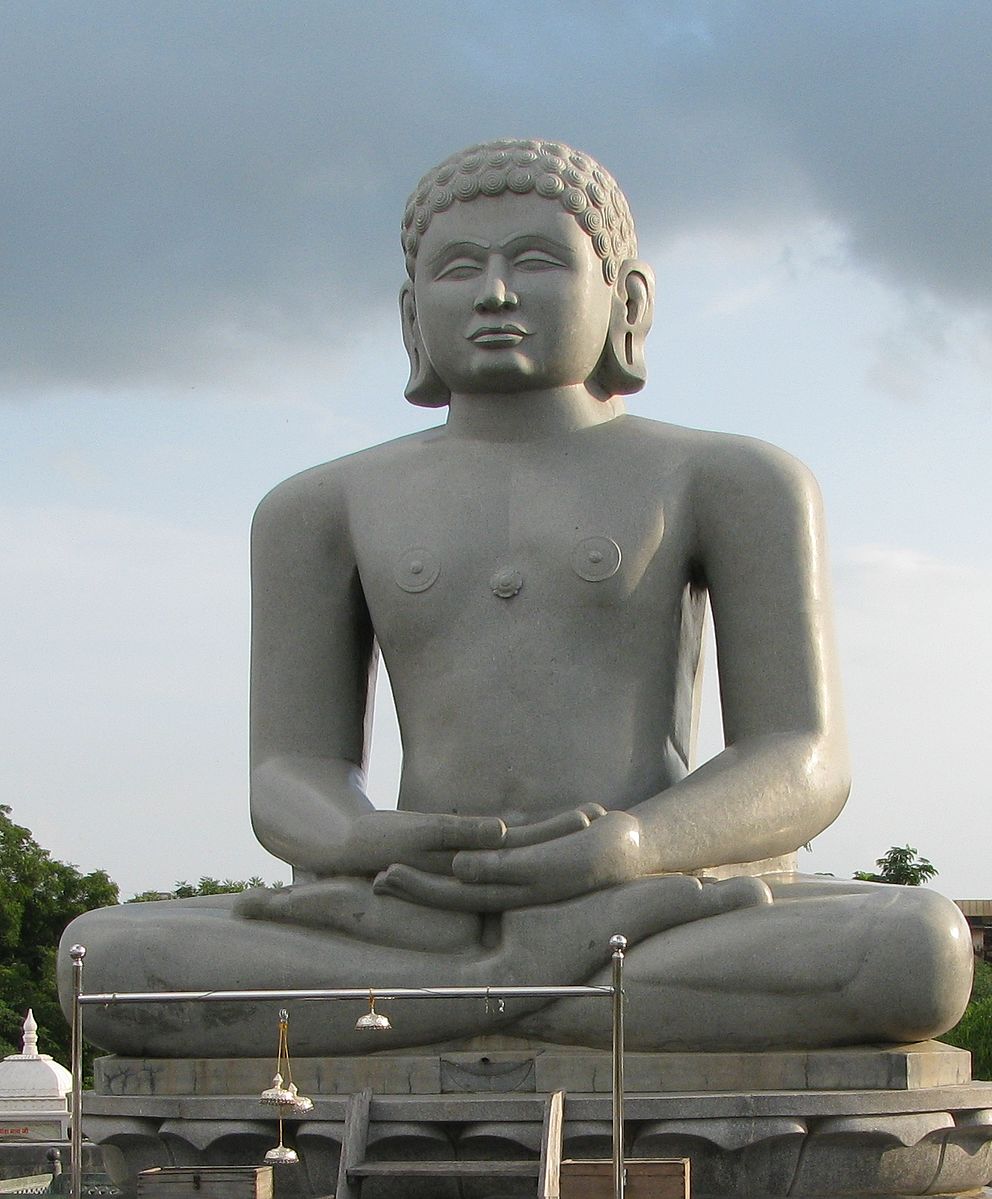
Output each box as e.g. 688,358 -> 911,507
402,139 -> 638,285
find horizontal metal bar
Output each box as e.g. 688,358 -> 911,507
79,984 -> 614,1006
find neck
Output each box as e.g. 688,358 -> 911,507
445,385 -> 624,442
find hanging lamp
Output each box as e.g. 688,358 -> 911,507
259,1009 -> 313,1163
354,992 -> 391,1032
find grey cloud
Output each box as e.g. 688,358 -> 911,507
2,0 -> 989,392
692,2 -> 992,305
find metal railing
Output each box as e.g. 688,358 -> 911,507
68,934 -> 628,1199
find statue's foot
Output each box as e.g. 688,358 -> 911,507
698,874 -> 774,917
515,876 -> 974,1051
234,876 -> 484,952
499,873 -> 772,961
234,872 -> 770,962
234,884 -> 289,918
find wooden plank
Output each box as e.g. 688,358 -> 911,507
539,1088 -> 565,1199
560,1158 -> 688,1199
351,1160 -> 540,1177
334,1089 -> 371,1199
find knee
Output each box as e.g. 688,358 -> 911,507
858,886 -> 973,1042
56,909 -> 101,1020
56,906 -> 118,1006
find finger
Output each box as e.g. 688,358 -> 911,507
436,815 -> 507,851
373,864 -> 524,912
576,803 -> 608,822
371,813 -> 506,856
452,843 -> 552,886
401,850 -> 457,875
503,809 -> 592,848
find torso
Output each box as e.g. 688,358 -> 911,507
339,414 -> 710,825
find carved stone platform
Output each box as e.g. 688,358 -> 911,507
82,1042 -> 992,1198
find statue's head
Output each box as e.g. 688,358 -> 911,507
400,139 -> 654,407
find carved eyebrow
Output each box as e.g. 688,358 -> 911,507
498,234 -> 574,259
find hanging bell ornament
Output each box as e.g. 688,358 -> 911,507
261,1010 -> 310,1165
264,1144 -> 299,1165
287,1082 -> 314,1114
259,1072 -> 295,1107
355,993 -> 391,1032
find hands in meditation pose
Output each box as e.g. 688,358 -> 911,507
61,140 -> 972,1058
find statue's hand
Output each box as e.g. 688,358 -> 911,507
501,803 -> 607,847
330,810 -> 508,876
373,810 -> 643,912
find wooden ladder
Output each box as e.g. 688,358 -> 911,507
333,1087 -> 565,1199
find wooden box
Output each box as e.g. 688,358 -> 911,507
138,1166 -> 273,1199
560,1158 -> 689,1199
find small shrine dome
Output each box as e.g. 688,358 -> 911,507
0,1011 -> 71,1101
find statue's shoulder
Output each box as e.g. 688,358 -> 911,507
620,415 -> 821,504
255,427 -> 443,518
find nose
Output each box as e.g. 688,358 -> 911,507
473,258 -> 519,313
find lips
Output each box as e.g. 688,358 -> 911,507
469,324 -> 529,347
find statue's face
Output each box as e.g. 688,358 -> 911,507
413,192 -> 614,396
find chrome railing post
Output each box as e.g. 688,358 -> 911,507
610,934 -> 627,1199
69,945 -> 86,1199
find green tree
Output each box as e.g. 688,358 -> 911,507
941,963 -> 992,1081
127,876 -> 275,903
971,959 -> 992,1004
853,845 -> 937,886
0,805 -> 118,1065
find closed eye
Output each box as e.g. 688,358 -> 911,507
514,252 -> 567,272
435,258 -> 484,281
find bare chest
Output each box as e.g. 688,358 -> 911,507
347,448 -> 692,654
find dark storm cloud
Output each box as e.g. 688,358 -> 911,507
3,0 -> 989,392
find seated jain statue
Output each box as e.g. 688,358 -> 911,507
61,140 -> 973,1059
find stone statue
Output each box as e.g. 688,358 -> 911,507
60,140 -> 972,1059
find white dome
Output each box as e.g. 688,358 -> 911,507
0,1011 -> 71,1101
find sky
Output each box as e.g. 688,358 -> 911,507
3,1 -> 990,901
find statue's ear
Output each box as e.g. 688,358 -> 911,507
400,282 -> 450,408
596,260 -> 655,396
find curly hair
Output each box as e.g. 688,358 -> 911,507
402,139 -> 638,285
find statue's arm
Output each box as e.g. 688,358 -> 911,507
249,467 -> 506,877
632,437 -> 851,871
249,468 -> 378,874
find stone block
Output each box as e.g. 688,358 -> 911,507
93,1042 -> 973,1104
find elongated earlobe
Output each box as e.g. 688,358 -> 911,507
400,283 -> 450,408
595,260 -> 655,396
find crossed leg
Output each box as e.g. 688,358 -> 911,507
517,874 -> 974,1049
59,872 -> 970,1058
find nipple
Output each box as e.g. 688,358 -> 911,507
394,547 -> 441,592
571,536 -> 621,581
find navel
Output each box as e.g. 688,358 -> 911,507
490,566 -> 523,599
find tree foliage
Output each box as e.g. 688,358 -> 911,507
0,810 -> 281,1078
941,963 -> 992,1081
0,805 -> 118,1065
971,959 -> 992,1005
127,876 -> 275,903
853,845 -> 938,886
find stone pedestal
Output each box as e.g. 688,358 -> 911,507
82,1042 -> 992,1198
